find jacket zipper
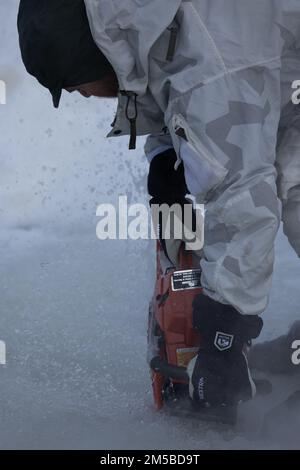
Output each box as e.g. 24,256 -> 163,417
172,114 -> 228,198
166,26 -> 178,62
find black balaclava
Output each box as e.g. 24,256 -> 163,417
18,0 -> 114,107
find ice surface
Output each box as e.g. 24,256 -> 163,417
0,0 -> 299,450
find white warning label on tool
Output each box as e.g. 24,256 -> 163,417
171,269 -> 202,291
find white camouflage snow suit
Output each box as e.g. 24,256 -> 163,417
84,0 -> 300,316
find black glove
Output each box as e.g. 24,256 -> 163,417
188,294 -> 263,407
148,148 -> 188,205
148,149 -> 195,265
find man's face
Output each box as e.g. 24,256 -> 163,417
65,72 -> 119,99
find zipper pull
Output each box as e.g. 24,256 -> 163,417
175,126 -> 188,141
129,118 -> 137,150
123,91 -> 138,150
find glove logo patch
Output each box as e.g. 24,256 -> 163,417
197,376 -> 205,401
214,332 -> 234,351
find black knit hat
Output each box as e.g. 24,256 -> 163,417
17,0 -> 114,108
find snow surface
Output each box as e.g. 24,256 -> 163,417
0,0 -> 299,449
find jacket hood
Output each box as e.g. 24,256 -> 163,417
84,0 -> 182,95
18,0 -> 114,107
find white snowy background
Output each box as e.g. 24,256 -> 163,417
0,0 -> 299,449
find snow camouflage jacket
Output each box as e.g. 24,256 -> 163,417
84,0 -> 300,316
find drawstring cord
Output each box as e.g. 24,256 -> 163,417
121,91 -> 138,150
116,23 -> 178,150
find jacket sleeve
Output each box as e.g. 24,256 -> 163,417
144,132 -> 174,163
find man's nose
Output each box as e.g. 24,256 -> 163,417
65,87 -> 76,93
